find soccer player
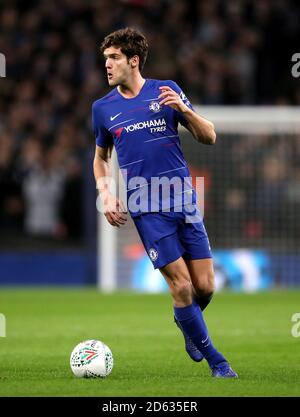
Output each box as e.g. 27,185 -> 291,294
92,27 -> 237,378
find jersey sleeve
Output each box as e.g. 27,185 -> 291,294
92,102 -> 113,148
168,81 -> 194,128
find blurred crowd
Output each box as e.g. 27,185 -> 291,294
0,0 -> 300,245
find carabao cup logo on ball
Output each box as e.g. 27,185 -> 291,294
77,346 -> 99,365
70,340 -> 113,378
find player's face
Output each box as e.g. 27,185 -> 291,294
103,46 -> 132,87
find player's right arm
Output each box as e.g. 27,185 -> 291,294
93,144 -> 127,227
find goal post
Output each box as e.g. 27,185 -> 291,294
195,106 -> 300,134
97,106 -> 300,292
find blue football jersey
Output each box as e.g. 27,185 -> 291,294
92,79 -> 197,217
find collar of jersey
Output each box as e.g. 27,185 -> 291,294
116,79 -> 149,100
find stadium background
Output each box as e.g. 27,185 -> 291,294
1,0 -> 300,291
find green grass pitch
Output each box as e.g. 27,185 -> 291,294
0,288 -> 300,397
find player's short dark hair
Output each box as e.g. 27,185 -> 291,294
100,27 -> 148,71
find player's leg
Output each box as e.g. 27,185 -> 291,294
174,208 -> 237,377
133,212 -> 237,377
160,257 -> 236,375
185,258 -> 214,311
179,205 -> 215,311
159,258 -> 203,362
170,257 -> 213,361
159,256 -> 193,307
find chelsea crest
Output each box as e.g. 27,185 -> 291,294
149,101 -> 161,112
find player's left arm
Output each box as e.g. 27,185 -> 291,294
158,85 -> 216,145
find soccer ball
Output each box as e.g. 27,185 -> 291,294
70,339 -> 113,378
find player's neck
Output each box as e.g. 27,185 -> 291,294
117,74 -> 146,99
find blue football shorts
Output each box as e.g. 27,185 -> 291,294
133,204 -> 212,269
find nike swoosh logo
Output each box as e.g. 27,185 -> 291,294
201,336 -> 209,344
110,112 -> 122,121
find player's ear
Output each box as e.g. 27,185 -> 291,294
130,55 -> 139,68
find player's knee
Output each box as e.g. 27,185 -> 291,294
169,272 -> 193,302
206,273 -> 215,295
195,271 -> 215,296
175,279 -> 193,301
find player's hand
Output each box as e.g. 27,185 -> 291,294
158,86 -> 189,113
100,191 -> 127,227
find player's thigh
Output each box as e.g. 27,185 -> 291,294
184,258 -> 215,294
